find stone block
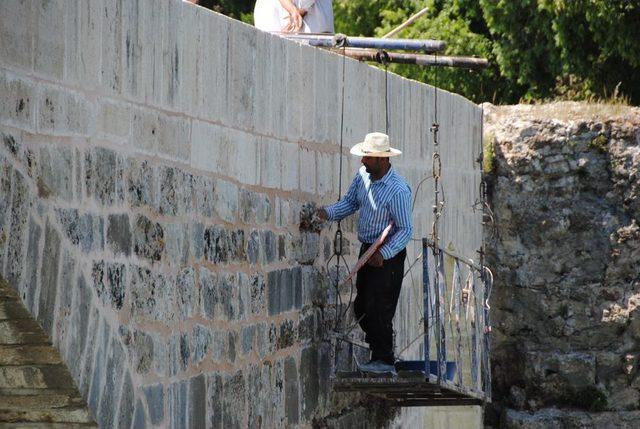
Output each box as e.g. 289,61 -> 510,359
107,213 -> 131,256
97,338 -> 125,429
55,208 -> 103,253
213,179 -> 238,223
284,46 -> 302,141
100,0 -> 123,95
129,264 -> 175,322
0,1 -> 33,70
0,71 -> 35,130
230,130 -> 260,186
34,0 -> 65,80
132,331 -> 154,375
207,373 -> 223,428
301,346 -> 319,420
158,166 -> 194,216
191,120 -> 222,174
239,189 -> 272,225
299,148 -> 316,194
247,230 -> 260,265
284,356 -> 300,425
190,222 -> 205,261
222,371 -> 246,428
163,222 -> 189,266
281,142 -> 300,191
120,0 -> 163,103
259,137 -> 283,189
97,100 -> 131,141
317,151 -> 333,196
261,230 -> 277,264
199,267 -> 217,320
64,0 -> 101,89
297,232 -> 320,265
204,226 -> 246,265
37,86 -> 95,136
38,221 -> 61,336
131,107 -> 190,160
298,308 -> 317,343
132,215 -> 165,262
196,15 -> 228,122
23,217 -> 42,314
39,145 -> 74,201
126,158 -> 155,208
192,324 -> 212,363
54,249 -> 76,353
168,379 -> 188,429
143,383 -> 165,426
88,318 -> 110,414
132,398 -> 148,429
228,330 -> 238,363
189,374 -> 207,429
250,272 -> 265,316
240,324 -> 256,357
85,147 -> 122,206
194,175 -> 215,218
92,261 -> 126,310
176,267 -> 198,319
277,319 -> 296,350
117,372 -> 135,429
228,23 -> 256,131
79,307 -> 99,396
67,274 -> 92,379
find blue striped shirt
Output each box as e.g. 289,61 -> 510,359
325,166 -> 413,260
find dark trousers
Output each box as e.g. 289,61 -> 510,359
353,244 -> 406,365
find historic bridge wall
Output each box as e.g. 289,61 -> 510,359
0,0 -> 482,426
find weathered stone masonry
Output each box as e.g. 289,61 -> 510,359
0,0 -> 482,427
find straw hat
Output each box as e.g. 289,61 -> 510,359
350,132 -> 402,157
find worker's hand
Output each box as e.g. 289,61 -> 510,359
367,251 -> 384,268
315,208 -> 328,221
283,5 -> 304,32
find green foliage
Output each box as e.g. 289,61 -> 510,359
482,133 -> 496,174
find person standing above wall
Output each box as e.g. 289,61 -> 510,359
254,0 -> 334,33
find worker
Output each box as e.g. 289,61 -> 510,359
317,132 -> 412,373
254,0 -> 334,34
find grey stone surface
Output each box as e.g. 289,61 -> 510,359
55,208 -> 103,253
88,318 -> 110,414
176,266 -> 198,319
204,226 -> 246,264
261,230 -> 277,264
107,213 -> 131,256
38,220 -> 61,335
250,272 -> 265,316
284,357 -> 299,425
38,146 -> 73,201
169,379 -> 189,429
207,373 -> 223,428
277,319 -> 296,350
163,221 -> 189,266
133,330 -> 154,374
129,264 -> 174,322
91,261 -> 126,310
86,147 -> 121,205
195,175 -> 215,218
192,324 -> 212,363
213,179 -> 238,223
300,346 -> 319,420
132,398 -> 148,429
126,158 -> 155,208
241,325 -> 256,356
200,266 -> 218,320
118,372 -> 135,429
190,374 -> 207,429
23,217 -> 41,312
132,214 -> 164,262
247,230 -> 260,265
67,273 -> 91,379
6,170 -> 29,290
190,222 -> 205,260
97,338 -> 125,429
143,383 -> 165,425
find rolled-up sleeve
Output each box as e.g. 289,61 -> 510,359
379,189 -> 413,259
324,175 -> 360,221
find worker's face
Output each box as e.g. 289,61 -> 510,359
361,156 -> 384,175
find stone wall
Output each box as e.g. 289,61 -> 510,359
0,0 -> 483,427
484,103 -> 640,428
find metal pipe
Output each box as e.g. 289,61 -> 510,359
383,7 -> 430,39
334,48 -> 489,69
278,33 -> 446,53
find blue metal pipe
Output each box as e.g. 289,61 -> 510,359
280,33 -> 446,53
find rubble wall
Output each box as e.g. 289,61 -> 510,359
0,0 -> 483,426
484,103 -> 640,428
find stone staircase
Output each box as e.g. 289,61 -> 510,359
0,278 -> 97,428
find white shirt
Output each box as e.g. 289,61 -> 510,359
254,0 -> 334,34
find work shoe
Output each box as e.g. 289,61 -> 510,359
358,360 -> 396,374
